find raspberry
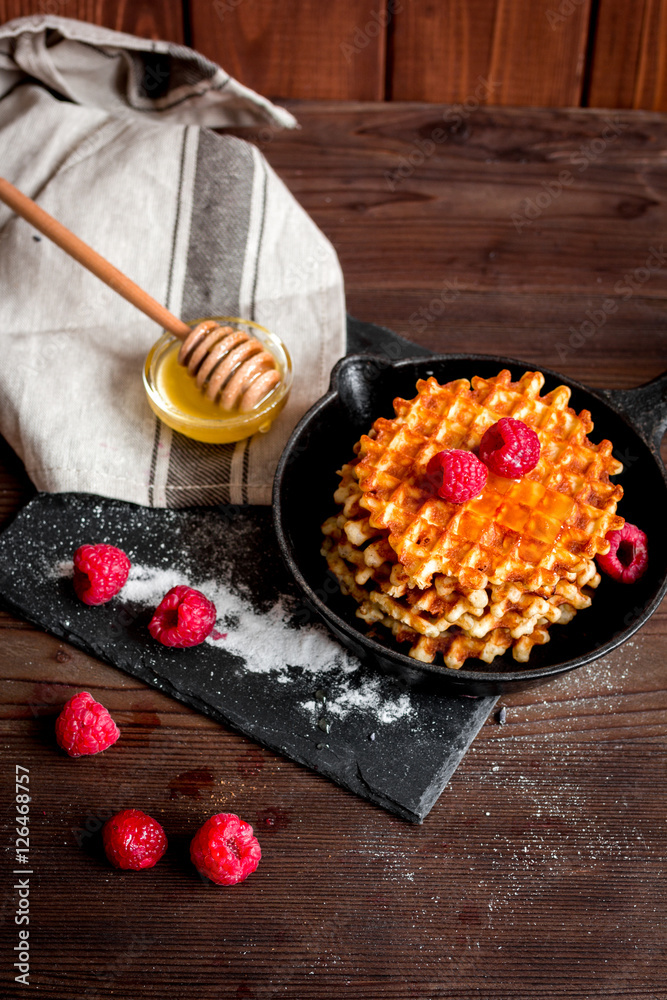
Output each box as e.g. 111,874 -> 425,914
73,544 -> 131,605
148,585 -> 217,648
597,522 -> 648,583
55,691 -> 120,757
190,812 -> 261,885
478,417 -> 541,478
102,809 -> 167,870
426,449 -> 488,504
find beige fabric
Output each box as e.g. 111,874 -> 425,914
0,17 -> 346,507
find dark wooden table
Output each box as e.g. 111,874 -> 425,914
2,102 -> 666,999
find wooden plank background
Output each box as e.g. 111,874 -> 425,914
0,0 -> 666,110
0,0 -> 184,42
0,98 -> 666,998
190,0 -> 387,101
389,0 -> 593,107
588,0 -> 667,111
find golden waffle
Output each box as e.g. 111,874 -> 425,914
322,523 -> 598,667
322,514 -> 492,631
354,370 -> 624,595
408,626 -> 552,669
324,464 -> 600,629
322,534 -> 564,669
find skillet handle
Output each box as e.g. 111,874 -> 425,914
600,370 -> 667,462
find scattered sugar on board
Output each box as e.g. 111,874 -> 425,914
50,560 -> 73,578
301,675 -> 412,724
121,564 -> 360,676
54,560 -> 415,727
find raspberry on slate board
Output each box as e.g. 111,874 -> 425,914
148,585 -> 217,648
73,543 -> 131,605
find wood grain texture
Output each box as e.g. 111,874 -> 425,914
589,0 -> 667,111
1,102 -> 666,998
189,0 -> 387,100
249,102 -> 667,389
391,0 -> 593,106
0,637 -> 665,998
0,0 -> 184,42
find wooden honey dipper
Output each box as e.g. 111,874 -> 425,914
0,177 -> 281,414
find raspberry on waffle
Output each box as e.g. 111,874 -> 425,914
354,370 -> 623,595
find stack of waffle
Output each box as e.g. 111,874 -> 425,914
321,370 -> 624,670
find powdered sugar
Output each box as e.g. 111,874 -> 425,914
119,562 -> 358,675
120,565 -> 184,605
53,559 -> 416,727
50,560 -> 73,579
301,674 -> 412,723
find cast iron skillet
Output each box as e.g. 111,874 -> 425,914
273,351 -> 667,695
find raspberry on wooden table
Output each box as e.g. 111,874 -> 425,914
55,691 -> 120,757
148,585 -> 217,648
426,449 -> 488,504
102,809 -> 167,870
478,417 -> 541,478
73,544 -> 131,605
597,522 -> 648,583
190,812 -> 261,885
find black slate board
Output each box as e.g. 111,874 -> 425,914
0,317 -> 496,823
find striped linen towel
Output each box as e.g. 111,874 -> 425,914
0,15 -> 345,506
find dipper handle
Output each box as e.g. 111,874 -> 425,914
0,176 -> 191,339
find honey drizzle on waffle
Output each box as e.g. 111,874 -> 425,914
354,370 -> 624,595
